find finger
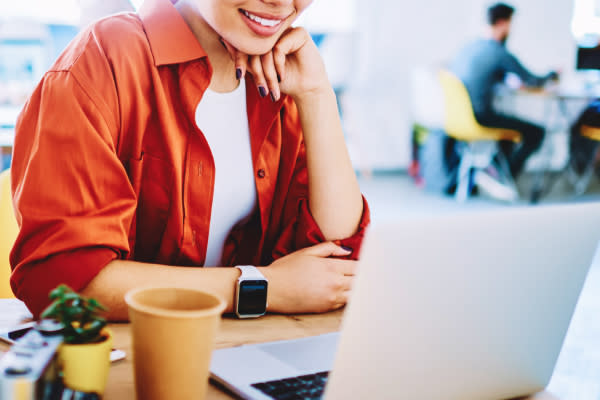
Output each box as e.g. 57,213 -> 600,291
235,51 -> 248,80
248,55 -> 268,98
302,242 -> 352,258
332,291 -> 351,310
220,37 -> 237,61
261,52 -> 280,102
220,37 -> 248,80
272,42 -> 286,83
328,259 -> 358,276
272,27 -> 310,80
339,275 -> 354,291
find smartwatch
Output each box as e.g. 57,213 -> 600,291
234,265 -> 268,318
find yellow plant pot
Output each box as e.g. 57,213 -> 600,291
59,328 -> 113,394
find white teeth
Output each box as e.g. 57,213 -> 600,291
243,10 -> 281,27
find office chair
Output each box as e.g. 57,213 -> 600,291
0,168 -> 17,298
438,69 -> 521,202
409,67 -> 446,186
569,125 -> 600,195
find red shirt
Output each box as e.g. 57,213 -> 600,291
10,0 -> 370,316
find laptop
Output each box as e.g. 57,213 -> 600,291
210,202 -> 600,400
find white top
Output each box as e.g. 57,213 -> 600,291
195,79 -> 257,266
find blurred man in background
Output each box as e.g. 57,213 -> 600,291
450,2 -> 558,181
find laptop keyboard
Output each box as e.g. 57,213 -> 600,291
251,371 -> 329,400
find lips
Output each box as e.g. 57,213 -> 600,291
239,8 -> 290,37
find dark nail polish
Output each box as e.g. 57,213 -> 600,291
277,74 -> 281,83
258,86 -> 267,98
236,68 -> 242,80
270,93 -> 276,102
341,246 -> 353,253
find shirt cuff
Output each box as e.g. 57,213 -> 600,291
274,195 -> 371,261
11,247 -> 118,318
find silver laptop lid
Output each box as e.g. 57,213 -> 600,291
326,202 -> 600,400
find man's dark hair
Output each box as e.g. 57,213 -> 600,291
487,3 -> 515,25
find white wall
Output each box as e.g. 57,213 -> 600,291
79,0 -> 134,27
0,0 -> 80,25
343,0 -> 576,170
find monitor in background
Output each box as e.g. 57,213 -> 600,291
576,45 -> 600,70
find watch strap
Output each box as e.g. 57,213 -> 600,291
236,265 -> 266,280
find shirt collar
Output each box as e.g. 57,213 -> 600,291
138,0 -> 207,66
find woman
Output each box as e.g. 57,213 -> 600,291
10,0 -> 369,320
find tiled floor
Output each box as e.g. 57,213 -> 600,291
358,171 -> 600,400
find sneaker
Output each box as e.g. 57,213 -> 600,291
474,169 -> 519,202
483,164 -> 501,180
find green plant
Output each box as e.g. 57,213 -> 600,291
41,284 -> 108,344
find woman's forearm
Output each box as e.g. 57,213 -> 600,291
293,88 -> 363,240
81,260 -> 241,321
80,242 -> 356,321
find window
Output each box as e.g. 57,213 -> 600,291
572,0 -> 600,46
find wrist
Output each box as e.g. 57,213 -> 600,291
290,85 -> 335,108
223,267 -> 242,313
256,266 -> 280,313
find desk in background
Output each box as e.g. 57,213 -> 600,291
495,77 -> 600,201
496,78 -> 600,171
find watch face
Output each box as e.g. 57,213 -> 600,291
238,280 -> 268,316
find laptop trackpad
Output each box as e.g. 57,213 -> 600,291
257,332 -> 339,372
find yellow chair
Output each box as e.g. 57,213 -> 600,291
582,125 -> 600,141
438,69 -> 521,202
569,125 -> 600,195
0,168 -> 18,298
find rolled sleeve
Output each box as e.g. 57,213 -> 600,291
11,248 -> 118,317
296,195 -> 370,258
271,195 -> 370,261
10,67 -> 136,316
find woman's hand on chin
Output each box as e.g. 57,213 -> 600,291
220,27 -> 330,102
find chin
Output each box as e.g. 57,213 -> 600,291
232,38 -> 279,56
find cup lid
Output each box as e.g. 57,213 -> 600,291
124,287 -> 227,319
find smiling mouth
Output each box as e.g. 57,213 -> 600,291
240,9 -> 288,28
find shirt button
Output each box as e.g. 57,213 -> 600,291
257,168 -> 266,179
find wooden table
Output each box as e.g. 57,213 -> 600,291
105,312 -> 343,399
100,310 -> 558,400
